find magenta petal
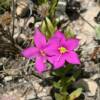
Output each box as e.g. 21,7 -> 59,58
35,57 -> 46,74
34,28 -> 46,48
48,54 -> 65,69
44,42 -> 59,56
65,51 -> 80,64
54,30 -> 66,41
48,38 -> 60,48
22,47 -> 39,59
66,38 -> 79,50
44,37 -> 60,56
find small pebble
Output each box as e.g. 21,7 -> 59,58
75,78 -> 98,96
26,91 -> 36,100
4,76 -> 13,82
37,92 -> 47,98
41,96 -> 52,100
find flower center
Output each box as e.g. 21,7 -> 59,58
40,50 -> 45,56
58,47 -> 67,54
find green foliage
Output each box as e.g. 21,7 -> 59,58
37,0 -> 48,5
54,88 -> 82,100
51,65 -> 82,100
40,17 -> 56,38
0,0 -> 11,14
69,88 -> 83,100
95,25 -> 100,40
40,17 -> 76,39
49,0 -> 59,17
55,93 -> 68,100
45,17 -> 55,36
52,65 -> 73,76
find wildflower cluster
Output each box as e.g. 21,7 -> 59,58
22,28 -> 80,73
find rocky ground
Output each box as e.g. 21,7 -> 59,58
0,0 -> 100,100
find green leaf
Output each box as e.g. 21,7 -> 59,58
55,93 -> 68,100
55,93 -> 64,100
66,76 -> 75,87
53,76 -> 75,92
69,88 -> 83,100
40,21 -> 47,34
95,25 -> 100,40
53,81 -> 61,89
40,18 -> 55,38
49,0 -> 59,17
37,0 -> 48,4
45,17 -> 55,36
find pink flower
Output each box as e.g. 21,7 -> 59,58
45,30 -> 80,69
22,28 -> 48,73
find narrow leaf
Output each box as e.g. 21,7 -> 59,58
69,88 -> 83,100
40,21 -> 47,34
45,17 -> 55,36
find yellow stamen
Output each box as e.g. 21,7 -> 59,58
58,47 -> 67,54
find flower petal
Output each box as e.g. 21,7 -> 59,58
35,56 -> 46,74
44,40 -> 59,56
66,38 -> 79,50
54,30 -> 66,41
65,51 -> 80,64
34,28 -> 46,48
21,47 -> 39,59
48,54 -> 65,69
